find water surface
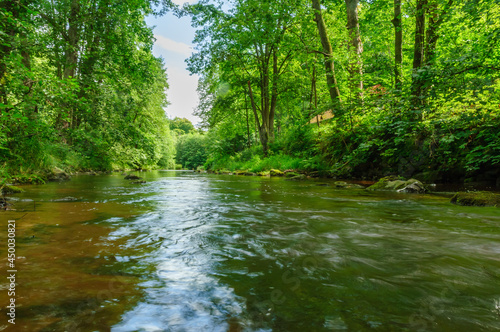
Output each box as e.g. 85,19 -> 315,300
1,171 -> 499,331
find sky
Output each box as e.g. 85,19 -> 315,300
145,0 -> 201,126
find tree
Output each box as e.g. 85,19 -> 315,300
392,0 -> 402,91
311,0 -> 342,108
170,117 -> 196,135
344,0 -> 363,96
188,0 -> 301,156
411,0 -> 426,107
0,0 -> 176,173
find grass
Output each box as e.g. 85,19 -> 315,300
206,149 -> 330,174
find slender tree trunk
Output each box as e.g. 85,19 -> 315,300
311,0 -> 342,109
248,80 -> 269,156
344,0 -> 363,97
63,0 -> 80,79
59,0 -> 80,135
244,90 -> 251,148
425,1 -> 438,65
258,45 -> 271,147
392,0 -> 403,91
269,50 -> 278,142
411,0 -> 426,106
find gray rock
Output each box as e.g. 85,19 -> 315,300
397,179 -> 427,193
46,169 -> 71,182
368,176 -> 427,193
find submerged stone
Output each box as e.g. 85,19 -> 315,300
333,181 -> 365,189
124,174 -> 142,180
450,192 -> 500,207
52,196 -> 78,202
285,174 -> 306,181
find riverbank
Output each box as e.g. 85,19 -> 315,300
197,163 -> 500,193
0,163 -> 186,187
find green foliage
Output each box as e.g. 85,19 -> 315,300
0,0 -> 176,176
169,117 -> 196,135
176,133 -> 208,169
180,0 -> 500,183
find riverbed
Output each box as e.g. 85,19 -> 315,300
1,171 -> 499,331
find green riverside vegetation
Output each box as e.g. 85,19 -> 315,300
180,0 -> 500,185
0,0 -> 178,184
1,0 -> 499,186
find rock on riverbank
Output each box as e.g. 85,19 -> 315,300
367,176 -> 427,193
451,192 -> 500,207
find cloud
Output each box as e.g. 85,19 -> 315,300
172,0 -> 197,6
165,67 -> 200,125
154,35 -> 192,57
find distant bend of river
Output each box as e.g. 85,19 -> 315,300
1,171 -> 500,331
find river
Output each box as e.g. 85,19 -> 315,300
1,171 -> 499,331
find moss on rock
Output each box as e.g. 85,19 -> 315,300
45,168 -> 71,182
2,185 -> 24,194
270,169 -> 284,177
367,176 -> 427,193
450,192 -> 500,207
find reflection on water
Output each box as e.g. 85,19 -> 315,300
1,171 -> 500,331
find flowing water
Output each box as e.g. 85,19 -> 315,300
1,171 -> 500,331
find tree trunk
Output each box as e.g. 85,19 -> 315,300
63,0 -> 80,79
344,0 -> 363,96
269,50 -> 278,142
425,0 -> 453,66
411,0 -> 426,105
248,80 -> 269,156
244,89 -> 251,148
425,1 -> 438,66
392,0 -> 403,91
311,0 -> 342,109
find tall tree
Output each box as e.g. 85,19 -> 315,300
411,0 -> 426,107
344,0 -> 363,96
311,0 -> 342,109
392,0 -> 403,91
189,0 -> 299,155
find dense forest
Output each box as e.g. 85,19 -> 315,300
0,0 -> 178,183
1,0 -> 499,185
180,0 -> 500,185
